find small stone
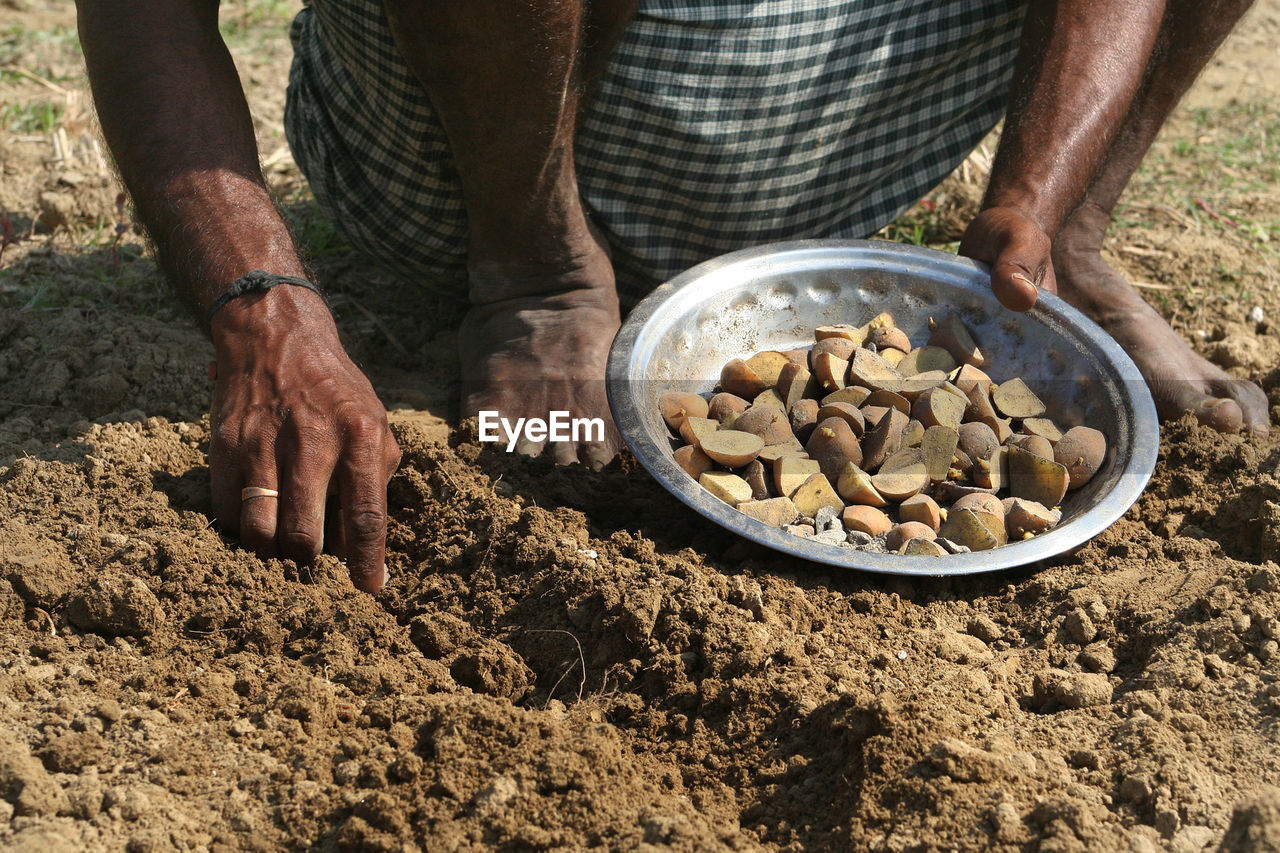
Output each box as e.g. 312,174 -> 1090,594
1064,608 -> 1097,644
967,615 -> 1002,643
813,505 -> 840,532
1079,643 -> 1116,673
737,496 -> 800,528
936,537 -> 970,554
785,524 -> 814,538
846,529 -> 873,546
1248,305 -> 1265,324
813,529 -> 847,546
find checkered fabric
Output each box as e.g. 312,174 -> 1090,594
285,0 -> 1027,305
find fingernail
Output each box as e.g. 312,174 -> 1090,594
1011,273 -> 1036,288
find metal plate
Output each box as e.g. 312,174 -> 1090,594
606,240 -> 1160,576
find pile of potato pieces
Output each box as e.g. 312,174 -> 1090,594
659,311 -> 1108,556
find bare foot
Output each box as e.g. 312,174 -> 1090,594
459,238 -> 623,468
1053,227 -> 1269,437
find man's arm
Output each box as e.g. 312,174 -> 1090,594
78,0 -> 399,591
959,0 -> 1167,310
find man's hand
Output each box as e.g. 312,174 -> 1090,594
208,288 -> 400,592
958,206 -> 1058,313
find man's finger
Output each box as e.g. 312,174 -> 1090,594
337,421 -> 392,592
239,438 -> 280,557
989,225 -> 1051,313
276,427 -> 338,564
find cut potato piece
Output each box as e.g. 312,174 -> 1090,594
661,391 -> 709,432
991,377 -> 1046,419
836,462 -> 886,507
965,383 -> 1014,443
921,425 -> 959,483
842,505 -> 892,536
699,471 -> 753,506
777,363 -> 815,411
1007,444 -> 1069,507
740,458 -> 772,500
903,538 -> 946,557
938,508 -> 1007,551
815,324 -> 867,344
897,346 -> 957,376
813,352 -> 850,391
815,402 -> 866,437
745,351 -> 791,388
791,473 -> 845,517
737,496 -> 799,527
1004,498 -> 1061,538
957,421 -> 999,463
822,386 -> 872,407
881,348 -> 906,368
1053,426 -> 1107,489
678,416 -> 719,447
953,492 -> 1005,518
898,371 -> 948,401
880,447 -> 925,473
972,445 -> 1008,491
861,407 -> 909,472
806,417 -> 863,483
900,419 -> 925,449
789,399 -> 819,442
699,430 -> 765,468
720,358 -> 767,398
871,463 -> 928,502
757,440 -> 806,464
950,364 -> 993,396
864,389 -> 910,415
899,494 -> 942,531
927,314 -> 986,368
811,337 -> 858,364
733,406 -> 795,445
1022,417 -> 1063,443
849,349 -> 905,393
868,326 -> 912,354
673,445 -> 713,482
886,521 -> 936,552
912,387 -> 966,431
1007,433 -> 1054,460
752,388 -> 787,411
707,392 -> 749,424
773,456 -> 822,497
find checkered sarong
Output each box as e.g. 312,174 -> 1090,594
285,0 -> 1027,305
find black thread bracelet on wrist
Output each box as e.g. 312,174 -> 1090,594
205,269 -> 328,329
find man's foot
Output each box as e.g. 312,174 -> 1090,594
1053,230 -> 1269,437
459,238 -> 623,468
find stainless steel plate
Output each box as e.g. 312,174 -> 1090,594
606,240 -> 1159,576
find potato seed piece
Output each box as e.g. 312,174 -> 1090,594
720,358 -> 768,399
1007,433 -> 1054,460
953,492 -> 1006,518
700,471 -> 754,506
789,398 -> 820,442
805,417 -> 863,483
791,473 -> 844,518
903,538 -> 946,557
972,445 -> 1008,491
777,363 -> 816,411
1004,498 -> 1061,538
707,392 -> 749,423
699,430 -> 765,468
938,508 -> 1007,551
733,406 -> 795,445
1007,444 -> 1070,507
1053,426 -> 1107,489
849,348 -> 905,393
813,352 -> 850,391
836,462 -> 887,507
898,371 -> 948,401
1022,417 -> 1063,443
934,481 -> 998,502
886,521 -> 936,552
842,505 -> 892,536
783,349 -> 809,366
673,445 -> 713,482
752,388 -> 787,410
991,377 -> 1047,419
811,337 -> 858,364
880,447 -> 925,473
871,463 -> 928,502
815,402 -> 866,437
861,407 -> 909,472
740,458 -> 773,500
757,440 -> 805,464
950,364 -> 993,396
881,348 -> 906,368
821,386 -> 872,407
774,456 -> 822,497
661,391 -> 710,432
957,421 -> 999,462
899,494 -> 942,532
921,425 -> 959,483
737,496 -> 800,527
965,383 -> 1013,443
860,405 -> 890,430
927,314 -> 986,368
900,419 -> 925,448
815,324 -> 867,344
868,326 -> 912,354
745,351 -> 792,388
864,389 -> 910,415
912,386 -> 966,431
678,416 -> 719,448
860,311 -> 897,334
897,346 -> 957,376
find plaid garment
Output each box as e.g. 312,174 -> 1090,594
285,0 -> 1027,305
